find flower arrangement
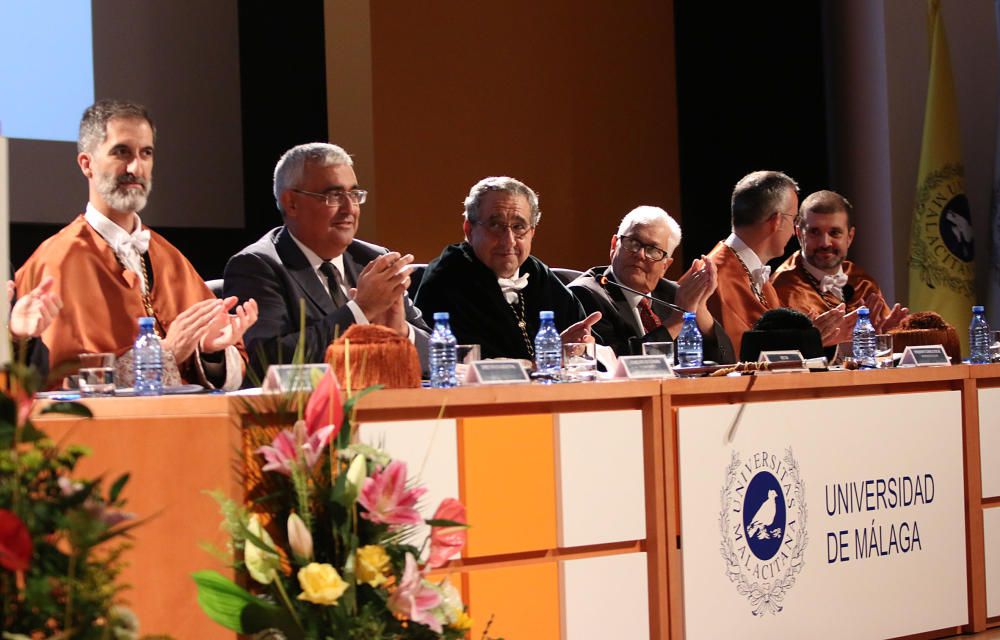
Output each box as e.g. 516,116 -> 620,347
194,369 -> 487,639
0,363 -> 151,639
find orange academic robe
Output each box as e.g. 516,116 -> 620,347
771,251 -> 890,323
706,241 -> 781,358
15,215 -> 240,386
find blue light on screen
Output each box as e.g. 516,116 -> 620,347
0,1 -> 94,141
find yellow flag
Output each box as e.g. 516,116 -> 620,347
909,0 -> 975,354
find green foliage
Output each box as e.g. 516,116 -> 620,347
0,367 -> 150,638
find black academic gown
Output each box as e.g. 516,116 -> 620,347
414,242 -> 587,360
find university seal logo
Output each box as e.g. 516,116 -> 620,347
720,448 -> 807,616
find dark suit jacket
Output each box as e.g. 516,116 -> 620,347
223,226 -> 430,382
569,266 -> 735,363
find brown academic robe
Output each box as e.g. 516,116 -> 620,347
706,241 -> 781,358
772,251 -> 890,323
15,214 -> 241,386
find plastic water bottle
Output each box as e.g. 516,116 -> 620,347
534,310 -> 562,382
677,312 -> 703,368
970,305 -> 991,364
852,306 -> 877,369
133,316 -> 163,396
429,312 -> 458,387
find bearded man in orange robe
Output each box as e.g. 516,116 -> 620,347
772,190 -> 907,338
15,100 -> 257,388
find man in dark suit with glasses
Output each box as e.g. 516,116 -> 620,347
224,142 -> 430,381
569,206 -> 734,362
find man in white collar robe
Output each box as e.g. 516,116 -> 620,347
15,100 -> 256,389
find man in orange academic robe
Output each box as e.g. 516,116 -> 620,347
772,190 -> 907,336
706,171 -> 855,358
15,100 -> 257,388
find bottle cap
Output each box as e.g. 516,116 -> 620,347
856,306 -> 869,317
433,311 -> 450,321
973,305 -> 985,313
683,311 -> 696,320
540,310 -> 555,320
138,316 -> 155,328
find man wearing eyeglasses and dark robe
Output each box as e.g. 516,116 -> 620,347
223,143 -> 430,380
568,206 -> 734,362
414,176 -> 600,360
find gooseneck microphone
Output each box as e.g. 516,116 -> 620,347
599,276 -> 690,315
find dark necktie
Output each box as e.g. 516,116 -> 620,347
319,261 -> 348,307
637,298 -> 662,334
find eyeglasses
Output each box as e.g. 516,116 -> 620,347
618,235 -> 669,262
473,219 -> 533,239
292,188 -> 368,206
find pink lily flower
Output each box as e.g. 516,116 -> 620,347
387,553 -> 443,632
304,369 -> 343,438
426,498 -> 467,569
257,420 -> 336,476
357,460 -> 426,526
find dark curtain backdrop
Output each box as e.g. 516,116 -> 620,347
674,1 -> 829,267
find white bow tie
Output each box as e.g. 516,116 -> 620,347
820,272 -> 848,297
752,265 -> 771,292
498,272 -> 530,304
113,228 -> 151,257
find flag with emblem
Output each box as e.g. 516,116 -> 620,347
909,0 -> 975,354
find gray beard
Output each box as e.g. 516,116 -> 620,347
96,175 -> 153,213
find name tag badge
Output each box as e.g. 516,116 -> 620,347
262,363 -> 331,392
614,355 -> 673,379
466,359 -> 531,385
898,345 -> 950,367
758,350 -> 807,373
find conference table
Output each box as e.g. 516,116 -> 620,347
33,364 -> 1000,639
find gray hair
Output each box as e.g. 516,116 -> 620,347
78,100 -> 156,154
731,170 -> 799,227
273,143 -> 354,213
463,176 -> 541,226
616,206 -> 682,257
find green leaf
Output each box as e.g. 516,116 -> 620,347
0,394 -> 17,430
192,569 -> 280,632
108,472 -> 130,503
17,420 -> 47,443
424,518 -> 470,528
0,419 -> 14,448
40,401 -> 93,418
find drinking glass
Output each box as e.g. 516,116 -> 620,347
78,352 -> 115,396
991,331 -> 1000,363
562,342 -> 597,382
642,341 -> 675,364
875,334 -> 894,369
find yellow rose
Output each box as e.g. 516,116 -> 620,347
297,563 -> 348,606
355,545 -> 391,587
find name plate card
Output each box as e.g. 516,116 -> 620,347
262,363 -> 330,392
615,355 -> 673,379
466,360 -> 531,385
758,350 -> 807,373
898,345 -> 950,367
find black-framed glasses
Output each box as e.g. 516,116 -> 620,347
292,188 -> 368,206
618,235 -> 669,262
473,219 -> 533,239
